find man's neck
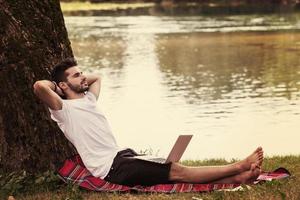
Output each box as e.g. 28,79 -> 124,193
66,92 -> 85,100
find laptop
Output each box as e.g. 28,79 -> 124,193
135,135 -> 193,163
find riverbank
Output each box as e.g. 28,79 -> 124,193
1,155 -> 299,200
60,1 -> 300,16
60,2 -> 155,12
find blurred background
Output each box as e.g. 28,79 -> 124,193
60,0 -> 300,161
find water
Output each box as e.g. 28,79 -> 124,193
64,13 -> 300,160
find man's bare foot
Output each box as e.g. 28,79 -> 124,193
211,163 -> 261,184
237,147 -> 264,172
235,164 -> 261,184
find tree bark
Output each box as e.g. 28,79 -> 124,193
0,0 -> 76,173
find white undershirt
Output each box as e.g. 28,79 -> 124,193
49,92 -> 121,178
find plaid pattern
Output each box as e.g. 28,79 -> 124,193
255,167 -> 291,183
57,154 -> 291,193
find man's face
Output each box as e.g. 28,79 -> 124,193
64,66 -> 88,93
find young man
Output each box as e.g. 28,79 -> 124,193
33,58 -> 264,187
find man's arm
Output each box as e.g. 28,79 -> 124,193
33,80 -> 63,110
86,74 -> 101,100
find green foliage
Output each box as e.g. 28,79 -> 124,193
0,170 -> 62,199
61,184 -> 84,200
181,158 -> 229,166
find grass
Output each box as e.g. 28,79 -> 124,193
1,155 -> 300,200
60,2 -> 155,12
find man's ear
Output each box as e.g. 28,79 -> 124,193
58,82 -> 68,90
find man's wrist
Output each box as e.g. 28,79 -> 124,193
52,81 -> 57,92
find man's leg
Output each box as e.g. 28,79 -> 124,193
168,147 -> 263,183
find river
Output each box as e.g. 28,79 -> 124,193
64,12 -> 300,160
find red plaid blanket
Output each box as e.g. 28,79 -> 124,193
57,154 -> 291,193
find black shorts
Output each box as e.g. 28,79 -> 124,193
104,148 -> 172,187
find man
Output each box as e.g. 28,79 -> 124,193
33,58 -> 264,187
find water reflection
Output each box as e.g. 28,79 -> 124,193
65,14 -> 300,160
72,37 -> 126,71
156,32 -> 300,102
65,14 -> 300,36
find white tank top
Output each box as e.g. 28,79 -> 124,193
49,92 -> 121,178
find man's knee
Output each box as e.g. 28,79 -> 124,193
168,163 -> 187,182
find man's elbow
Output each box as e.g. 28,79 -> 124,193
96,75 -> 101,83
92,75 -> 101,84
33,81 -> 45,95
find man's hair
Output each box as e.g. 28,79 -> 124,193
51,57 -> 78,83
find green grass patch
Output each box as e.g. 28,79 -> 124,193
60,2 -> 155,12
1,155 -> 299,200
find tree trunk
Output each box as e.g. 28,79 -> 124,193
0,0 -> 76,173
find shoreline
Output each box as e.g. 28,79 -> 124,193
60,2 -> 300,16
60,2 -> 155,12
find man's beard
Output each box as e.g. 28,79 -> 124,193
67,82 -> 89,93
